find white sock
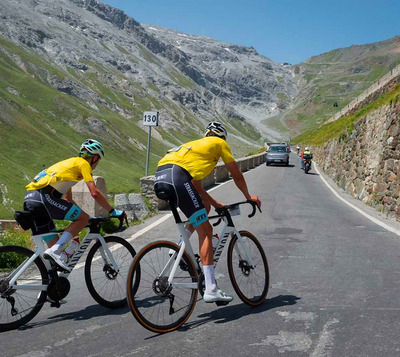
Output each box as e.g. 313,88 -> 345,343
50,232 -> 73,254
203,265 -> 217,293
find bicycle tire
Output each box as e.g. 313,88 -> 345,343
0,245 -> 49,332
127,241 -> 198,333
227,231 -> 269,306
85,236 -> 136,308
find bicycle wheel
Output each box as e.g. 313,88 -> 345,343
227,230 -> 269,306
85,236 -> 136,308
0,245 -> 49,332
127,241 -> 198,333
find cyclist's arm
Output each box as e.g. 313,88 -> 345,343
85,181 -> 113,211
225,161 -> 261,207
192,180 -> 223,209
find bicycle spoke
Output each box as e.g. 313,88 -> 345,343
85,236 -> 136,308
0,246 -> 48,331
127,241 -> 198,333
228,231 -> 269,306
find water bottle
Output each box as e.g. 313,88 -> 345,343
63,237 -> 80,261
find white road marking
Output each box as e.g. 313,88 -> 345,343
310,318 -> 339,357
315,164 -> 400,237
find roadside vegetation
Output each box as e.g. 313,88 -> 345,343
294,81 -> 400,146
0,35 -> 262,219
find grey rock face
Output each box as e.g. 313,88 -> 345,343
0,0 -> 297,141
144,25 -> 297,135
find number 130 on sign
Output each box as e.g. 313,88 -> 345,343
142,111 -> 159,126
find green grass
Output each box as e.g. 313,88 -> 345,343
136,43 -> 164,66
282,46 -> 400,136
0,229 -> 33,249
294,81 -> 400,146
0,35 -> 262,219
168,68 -> 196,89
277,93 -> 288,101
114,43 -> 130,55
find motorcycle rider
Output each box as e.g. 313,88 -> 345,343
301,147 -> 312,169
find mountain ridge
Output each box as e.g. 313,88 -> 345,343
1,0 -> 400,218
0,0 -> 295,217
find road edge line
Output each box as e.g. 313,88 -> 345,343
314,164 -> 400,237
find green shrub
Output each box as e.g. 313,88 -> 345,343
0,229 -> 33,248
0,229 -> 33,270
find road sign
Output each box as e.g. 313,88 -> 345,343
143,111 -> 160,176
143,111 -> 159,127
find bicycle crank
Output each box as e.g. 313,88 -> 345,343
47,277 -> 70,303
197,272 -> 205,297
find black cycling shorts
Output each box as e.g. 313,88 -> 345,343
154,164 -> 208,227
23,186 -> 81,239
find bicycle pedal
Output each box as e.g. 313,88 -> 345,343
215,301 -> 230,306
50,301 -> 61,308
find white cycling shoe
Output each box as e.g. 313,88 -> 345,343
44,249 -> 71,272
203,289 -> 234,303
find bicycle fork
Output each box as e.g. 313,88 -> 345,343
96,236 -> 120,276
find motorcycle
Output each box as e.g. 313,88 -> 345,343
304,158 -> 312,173
302,153 -> 313,173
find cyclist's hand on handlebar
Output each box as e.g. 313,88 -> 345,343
249,195 -> 261,209
213,201 -> 225,209
109,208 -> 126,218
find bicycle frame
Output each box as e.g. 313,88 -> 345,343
6,229 -> 119,292
165,207 -> 255,290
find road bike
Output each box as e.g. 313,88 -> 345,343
126,200 -> 269,333
0,213 -> 136,332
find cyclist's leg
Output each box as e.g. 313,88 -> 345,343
194,219 -> 233,303
179,181 -> 233,303
30,188 -> 85,270
40,190 -> 87,252
24,191 -> 59,245
195,220 -> 213,266
47,212 -> 89,257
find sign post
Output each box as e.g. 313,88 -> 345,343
142,111 -> 159,176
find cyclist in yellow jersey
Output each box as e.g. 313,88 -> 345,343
23,139 -> 125,271
154,122 -> 261,303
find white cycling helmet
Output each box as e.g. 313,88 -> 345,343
305,147 -> 309,151
79,139 -> 105,158
205,122 -> 227,138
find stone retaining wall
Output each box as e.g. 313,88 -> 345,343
313,100 -> 400,219
71,176 -> 108,217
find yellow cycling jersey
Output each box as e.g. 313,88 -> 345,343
157,136 -> 235,180
26,157 -> 93,193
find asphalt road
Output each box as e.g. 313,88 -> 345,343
2,152 -> 400,357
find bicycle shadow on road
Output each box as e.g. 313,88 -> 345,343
179,294 -> 301,332
18,304 -> 129,331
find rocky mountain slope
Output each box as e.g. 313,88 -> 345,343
0,0 -> 296,217
281,36 -> 400,136
143,24 -> 297,138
